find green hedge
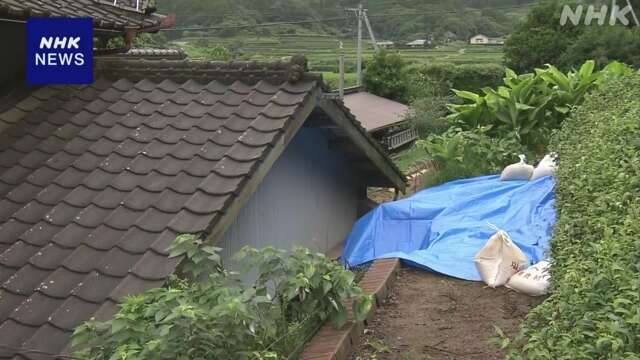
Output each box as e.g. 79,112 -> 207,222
409,62 -> 505,95
508,75 -> 640,358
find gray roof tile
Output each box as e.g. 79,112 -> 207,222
71,271 -> 121,303
0,57 -> 404,359
2,264 -> 51,296
36,268 -> 87,299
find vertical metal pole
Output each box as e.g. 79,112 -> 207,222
339,41 -> 345,99
356,3 -> 363,86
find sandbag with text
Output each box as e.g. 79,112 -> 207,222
506,260 -> 551,296
474,228 -> 529,288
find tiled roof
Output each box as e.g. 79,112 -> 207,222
0,57 -> 324,359
0,57 -> 404,359
0,0 -> 164,32
343,90 -> 409,132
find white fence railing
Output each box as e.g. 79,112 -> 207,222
385,128 -> 418,150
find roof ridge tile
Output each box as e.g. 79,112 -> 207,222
95,56 -> 316,86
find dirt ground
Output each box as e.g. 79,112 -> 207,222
352,267 -> 544,360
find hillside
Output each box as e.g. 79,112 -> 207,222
157,0 -> 534,42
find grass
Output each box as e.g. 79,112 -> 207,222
392,146 -> 429,174
417,163 -> 482,189
321,72 -> 358,90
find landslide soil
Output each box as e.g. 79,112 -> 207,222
352,267 -> 544,360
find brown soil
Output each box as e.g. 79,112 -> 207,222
352,267 -> 544,360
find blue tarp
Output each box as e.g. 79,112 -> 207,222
342,175 -> 556,281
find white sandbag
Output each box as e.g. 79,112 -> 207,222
530,153 -> 557,181
474,228 -> 529,288
501,155 -> 534,181
506,260 -> 551,296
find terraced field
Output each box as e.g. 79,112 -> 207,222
173,35 -> 504,72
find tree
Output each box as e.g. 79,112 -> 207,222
363,50 -> 409,103
559,27 -> 640,69
504,0 -> 640,72
503,1 -> 583,72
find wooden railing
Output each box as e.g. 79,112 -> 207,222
384,128 -> 418,150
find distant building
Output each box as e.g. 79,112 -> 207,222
470,34 -> 504,45
376,40 -> 395,49
406,39 -> 428,48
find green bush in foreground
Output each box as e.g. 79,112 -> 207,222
72,236 -> 371,360
507,75 -> 640,359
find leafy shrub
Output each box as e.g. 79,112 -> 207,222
505,0 -> 640,72
559,26 -> 640,70
322,72 -> 358,91
72,235 -> 372,359
417,127 -> 523,186
363,50 -> 409,103
503,0 -> 583,73
506,74 -> 640,358
406,95 -> 451,138
206,44 -> 232,61
448,61 -> 629,153
408,63 -> 505,98
415,61 -> 632,188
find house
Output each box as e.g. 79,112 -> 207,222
0,3 -> 406,360
469,34 -> 504,45
343,87 -> 417,152
406,39 -> 427,48
470,34 -> 489,44
375,41 -> 395,49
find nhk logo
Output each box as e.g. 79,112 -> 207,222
27,18 -> 93,85
560,0 -> 640,26
36,36 -> 85,66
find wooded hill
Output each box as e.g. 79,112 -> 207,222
158,0 -> 534,42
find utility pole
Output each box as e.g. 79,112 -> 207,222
346,4 -> 379,87
356,3 -> 363,86
339,41 -> 345,99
